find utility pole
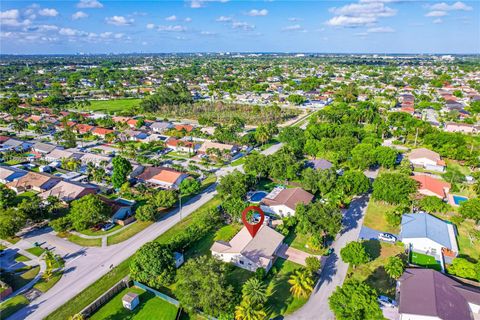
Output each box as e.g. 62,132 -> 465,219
179,188 -> 182,221
414,127 -> 419,147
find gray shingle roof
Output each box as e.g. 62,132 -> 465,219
400,212 -> 454,249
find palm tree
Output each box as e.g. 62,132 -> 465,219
241,278 -> 267,305
235,300 -> 267,320
288,269 -> 314,298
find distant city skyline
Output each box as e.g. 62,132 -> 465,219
1,0 -> 479,54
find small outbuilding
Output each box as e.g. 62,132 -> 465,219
174,252 -> 184,268
122,292 -> 139,311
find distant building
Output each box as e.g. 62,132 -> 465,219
408,148 -> 446,172
39,180 -> 98,202
136,166 -> 187,190
6,172 -> 61,193
261,187 -> 314,217
306,159 -> 333,171
444,122 -> 478,134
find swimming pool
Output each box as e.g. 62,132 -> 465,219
249,191 -> 268,202
453,195 -> 468,205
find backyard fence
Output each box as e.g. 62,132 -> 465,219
132,281 -> 180,307
80,276 -> 130,317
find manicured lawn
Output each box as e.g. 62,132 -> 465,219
90,286 -> 178,320
34,271 -> 63,293
0,294 -> 29,319
286,232 -> 323,255
80,224 -> 123,237
14,253 -> 31,262
348,242 -> 404,298
256,178 -> 279,192
87,99 -> 141,113
5,266 -> 40,291
2,236 -> 21,244
26,247 -> 45,257
67,234 -> 102,247
410,251 -> 442,271
265,258 -> 308,317
363,200 -> 399,234
107,221 -> 153,246
230,156 -> 246,166
200,174 -> 217,188
456,219 -> 480,259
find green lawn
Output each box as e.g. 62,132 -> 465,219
107,221 -> 153,246
26,247 -> 45,257
265,258 -> 308,317
34,271 -> 63,293
80,224 -> 123,237
410,251 -> 442,271
230,156 -> 246,166
4,266 -> 40,291
348,242 -> 404,298
14,254 -> 31,263
363,200 -> 399,234
286,232 -> 323,255
456,219 -> 480,260
87,99 -> 141,113
0,294 -> 29,319
67,234 -> 102,247
90,287 -> 178,320
256,178 -> 279,192
12,191 -> 37,206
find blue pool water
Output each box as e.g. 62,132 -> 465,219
250,191 -> 268,202
453,195 -> 468,205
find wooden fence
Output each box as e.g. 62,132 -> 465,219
79,276 -> 130,317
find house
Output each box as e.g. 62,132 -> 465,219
261,187 -> 314,217
44,149 -> 82,162
99,197 -> 135,225
445,122 -> 478,134
31,142 -> 57,155
122,292 -> 139,311
91,127 -> 115,138
165,138 -> 198,153
75,124 -> 95,134
6,172 -> 61,193
80,153 -> 111,167
0,139 -> 32,152
136,166 -> 187,190
306,159 -> 333,170
408,148 -> 446,172
174,124 -> 194,133
197,141 -> 238,156
412,174 -> 451,199
400,212 -> 458,260
39,180 -> 98,202
211,225 -> 284,272
397,268 -> 480,320
0,165 -> 28,184
150,121 -> 172,133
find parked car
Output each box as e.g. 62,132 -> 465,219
101,223 -> 115,231
378,295 -> 397,307
378,232 -> 397,243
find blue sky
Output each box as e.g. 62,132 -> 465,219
1,0 -> 479,54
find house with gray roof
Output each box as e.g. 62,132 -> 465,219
0,165 -> 28,184
397,268 -> 480,320
31,142 -> 57,154
306,158 -> 333,171
400,212 -> 458,261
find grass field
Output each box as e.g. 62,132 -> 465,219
87,99 -> 141,113
26,247 -> 45,257
90,287 -> 178,320
80,224 -> 123,237
107,221 -> 153,246
456,219 -> 480,260
14,254 -> 31,263
363,200 -> 399,234
5,266 -> 40,291
348,241 -> 404,298
67,234 -> 102,247
0,294 -> 29,319
409,251 -> 442,271
34,271 -> 63,293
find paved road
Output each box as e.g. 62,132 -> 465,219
285,194 -> 371,320
8,142 -> 284,320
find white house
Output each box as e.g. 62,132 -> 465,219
136,166 -> 187,190
211,225 -> 284,272
408,148 -> 446,172
261,187 -> 314,217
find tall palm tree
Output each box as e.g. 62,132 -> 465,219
288,269 -> 314,298
235,300 -> 267,320
241,278 -> 267,305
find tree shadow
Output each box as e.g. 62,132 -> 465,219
365,265 -> 396,298
363,239 -> 381,260
340,195 -> 369,235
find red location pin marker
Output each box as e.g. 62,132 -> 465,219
241,205 -> 265,238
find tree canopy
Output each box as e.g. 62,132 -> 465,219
130,242 -> 176,288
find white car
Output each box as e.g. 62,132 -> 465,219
378,295 -> 397,308
378,233 -> 397,243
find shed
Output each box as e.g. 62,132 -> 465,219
174,252 -> 184,268
122,292 -> 139,310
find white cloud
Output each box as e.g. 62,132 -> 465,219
77,0 -> 103,8
38,8 -> 59,17
425,10 -> 447,17
428,1 -> 472,11
246,9 -> 268,17
72,11 -> 88,20
326,15 -> 376,27
146,23 -> 155,29
216,15 -> 232,22
433,18 -> 443,24
367,26 -> 395,32
200,31 -> 217,36
231,21 -> 255,30
282,24 -> 304,31
184,17 -> 192,22
59,27 -> 85,36
0,9 -> 31,28
165,15 -> 177,21
157,25 -> 187,32
188,0 -> 229,9
105,16 -> 134,26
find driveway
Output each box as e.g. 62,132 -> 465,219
381,306 -> 399,320
359,226 -> 399,242
277,244 -> 313,266
285,194 -> 371,320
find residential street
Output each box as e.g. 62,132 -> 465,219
7,142 -> 284,320
285,194 -> 371,320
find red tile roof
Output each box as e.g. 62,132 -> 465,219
412,175 -> 451,198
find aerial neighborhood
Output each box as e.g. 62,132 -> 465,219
0,53 -> 479,320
